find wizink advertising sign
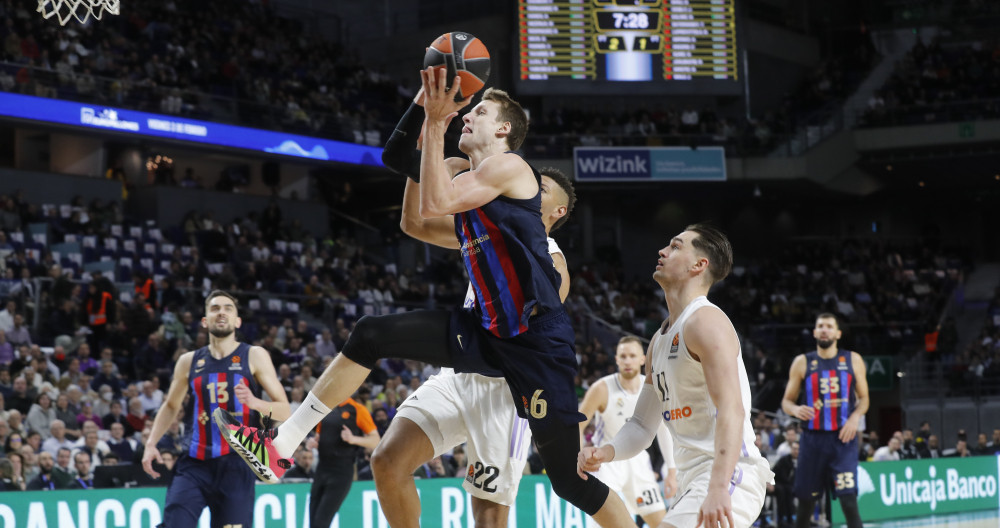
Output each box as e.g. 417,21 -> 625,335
0,476 -> 586,528
0,92 -> 384,165
573,146 -> 726,182
832,455 -> 1000,523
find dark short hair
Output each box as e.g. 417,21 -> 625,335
816,312 -> 840,328
482,88 -> 529,151
685,223 -> 733,285
539,167 -> 576,232
205,290 -> 238,311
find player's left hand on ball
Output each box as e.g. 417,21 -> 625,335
420,67 -> 473,123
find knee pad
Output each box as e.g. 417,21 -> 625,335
535,427 -> 610,517
837,494 -> 862,528
340,315 -> 382,369
547,466 -> 609,517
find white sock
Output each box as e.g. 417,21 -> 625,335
272,392 -> 331,458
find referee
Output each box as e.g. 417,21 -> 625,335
311,396 -> 381,528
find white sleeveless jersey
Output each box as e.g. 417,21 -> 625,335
590,373 -> 640,447
650,296 -> 763,467
442,237 -> 563,377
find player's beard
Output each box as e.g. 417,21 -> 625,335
209,327 -> 234,338
817,338 -> 835,349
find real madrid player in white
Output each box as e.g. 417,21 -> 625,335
579,335 -> 678,528
371,161 -> 577,528
578,224 -> 773,528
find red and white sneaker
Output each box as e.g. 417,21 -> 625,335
214,408 -> 292,483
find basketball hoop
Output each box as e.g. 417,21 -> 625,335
37,0 -> 119,26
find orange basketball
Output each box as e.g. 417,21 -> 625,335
423,32 -> 491,102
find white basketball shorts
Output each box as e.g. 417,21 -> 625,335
396,370 -> 531,506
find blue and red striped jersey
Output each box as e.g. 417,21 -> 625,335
186,343 -> 261,460
801,349 -> 856,431
453,162 -> 562,338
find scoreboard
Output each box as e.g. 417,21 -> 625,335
515,0 -> 742,95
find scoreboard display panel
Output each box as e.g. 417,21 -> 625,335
515,0 -> 742,95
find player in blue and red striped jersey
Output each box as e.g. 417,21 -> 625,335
142,290 -> 289,528
215,66 -> 638,528
781,313 -> 870,528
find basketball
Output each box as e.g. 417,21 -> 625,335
423,31 -> 491,102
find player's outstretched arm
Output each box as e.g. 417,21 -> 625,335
781,355 -> 813,421
685,308 -> 741,528
142,351 -> 193,478
245,346 -> 291,422
839,351 -> 870,443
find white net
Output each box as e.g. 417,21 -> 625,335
37,0 -> 120,26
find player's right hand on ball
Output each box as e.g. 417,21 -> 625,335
142,444 -> 163,479
577,445 -> 613,479
795,404 -> 815,421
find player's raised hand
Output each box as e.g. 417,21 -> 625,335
794,404 -> 815,421
420,67 -> 473,124
141,443 -> 163,479
576,445 -> 613,479
696,488 -> 735,528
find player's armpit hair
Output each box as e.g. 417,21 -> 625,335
382,102 -> 425,182
610,383 -> 661,461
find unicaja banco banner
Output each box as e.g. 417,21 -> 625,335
833,455 -> 1000,523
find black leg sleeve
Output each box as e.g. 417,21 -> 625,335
795,497 -> 816,528
533,422 -> 610,517
837,494 -> 863,528
340,311 -> 454,369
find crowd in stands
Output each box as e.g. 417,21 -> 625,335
0,0 -> 408,146
861,37 -> 1000,127
0,0 -> 889,159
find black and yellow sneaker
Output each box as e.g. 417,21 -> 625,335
214,408 -> 292,483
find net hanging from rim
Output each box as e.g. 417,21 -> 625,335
37,0 -> 119,26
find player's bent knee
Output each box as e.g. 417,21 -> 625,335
370,443 -> 408,479
547,471 -> 609,517
340,315 -> 382,369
